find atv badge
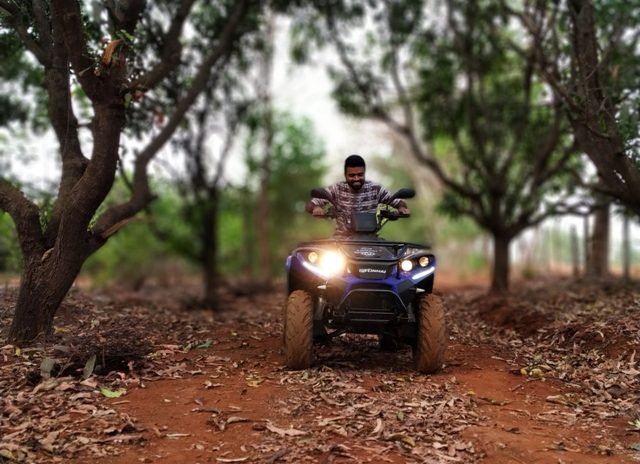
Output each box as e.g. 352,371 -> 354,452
354,246 -> 379,257
358,267 -> 386,274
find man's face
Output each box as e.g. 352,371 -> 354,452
345,166 -> 365,191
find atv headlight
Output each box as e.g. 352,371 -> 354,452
400,259 -> 413,272
308,251 -> 319,264
318,251 -> 346,277
418,256 -> 430,267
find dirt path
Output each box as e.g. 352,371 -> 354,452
87,289 -> 637,464
95,344 -> 632,464
1,282 -> 638,463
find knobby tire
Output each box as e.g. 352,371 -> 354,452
284,290 -> 313,369
414,294 -> 446,374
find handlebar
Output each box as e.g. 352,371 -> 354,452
313,210 -> 409,220
380,210 -> 410,220
312,208 -> 337,218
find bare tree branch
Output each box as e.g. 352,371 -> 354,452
384,6 -> 417,141
212,106 -> 246,190
0,180 -> 45,258
105,0 -> 146,34
502,0 -> 640,216
528,100 -> 564,187
0,0 -> 49,65
92,0 -> 251,236
500,45 -> 537,177
503,3 -> 581,113
51,0 -> 100,98
32,0 -> 52,53
326,9 -> 483,202
129,0 -> 197,91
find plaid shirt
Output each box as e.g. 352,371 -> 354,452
310,181 -> 405,236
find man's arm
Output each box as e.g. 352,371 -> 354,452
306,186 -> 334,216
377,185 -> 410,214
305,199 -> 326,216
395,200 -> 410,215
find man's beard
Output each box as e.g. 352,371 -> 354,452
348,180 -> 363,191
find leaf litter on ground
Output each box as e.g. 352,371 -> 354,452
0,278 -> 638,462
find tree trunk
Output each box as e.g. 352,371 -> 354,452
583,214 -> 590,275
256,8 -> 275,287
7,100 -> 125,344
566,1 -> 640,214
241,187 -> 255,279
201,193 -> 218,305
3,0 -> 252,345
9,252 -> 86,343
570,225 -> 579,277
622,211 -> 630,281
490,234 -> 511,293
587,201 -> 610,277
256,120 -> 273,286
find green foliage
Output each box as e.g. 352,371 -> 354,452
83,180 -> 185,288
243,111 -> 330,273
0,212 -> 21,272
98,182 -> 203,269
416,14 -> 579,228
286,0 -> 594,291
367,155 -> 433,244
150,188 -> 204,262
0,28 -> 47,130
298,0 -> 581,236
289,16 -> 327,64
435,208 -> 482,243
35,190 -> 55,233
126,1 -> 266,139
466,251 -> 488,273
217,190 -> 248,274
527,0 -> 640,203
85,111 -> 330,285
82,218 -> 174,288
594,0 -> 640,107
368,154 -> 483,247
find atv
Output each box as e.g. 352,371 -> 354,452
283,187 -> 446,373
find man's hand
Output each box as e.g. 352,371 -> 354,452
311,206 -> 325,216
398,206 -> 410,215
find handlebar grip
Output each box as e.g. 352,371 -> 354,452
312,210 -> 336,218
380,211 -> 410,220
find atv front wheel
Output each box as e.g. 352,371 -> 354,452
414,294 -> 446,374
284,290 -> 313,369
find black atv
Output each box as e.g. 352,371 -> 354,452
283,187 -> 446,373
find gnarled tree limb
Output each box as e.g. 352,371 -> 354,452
51,0 -> 100,99
92,0 -> 250,237
0,0 -> 49,65
0,180 -> 45,259
129,0 -> 197,91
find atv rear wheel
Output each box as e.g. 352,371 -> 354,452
414,294 -> 446,374
284,290 -> 314,369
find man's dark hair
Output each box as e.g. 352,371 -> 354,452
344,154 -> 365,172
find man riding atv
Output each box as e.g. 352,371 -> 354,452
284,155 -> 446,373
305,154 -> 410,237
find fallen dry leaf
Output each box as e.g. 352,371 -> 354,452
265,421 -> 309,437
226,416 -> 250,425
